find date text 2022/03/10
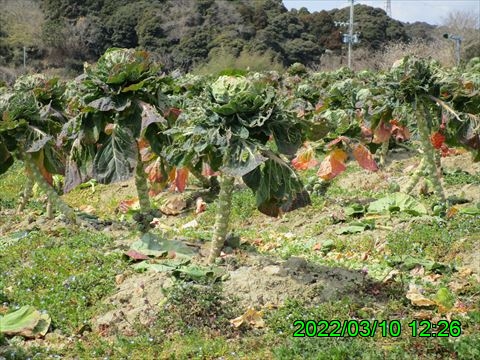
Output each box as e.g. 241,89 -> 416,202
293,319 -> 462,338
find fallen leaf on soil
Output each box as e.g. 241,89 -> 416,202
406,286 -> 436,307
118,198 -> 140,213
195,197 -> 206,214
410,265 -> 425,277
159,195 -> 187,215
458,267 -> 474,277
181,219 -> 198,229
448,279 -> 469,293
423,274 -> 442,283
124,249 -> 150,261
115,274 -> 126,285
446,206 -> 459,219
230,308 -> 265,328
0,306 -> 51,338
413,311 -> 433,320
383,269 -> 400,284
79,205 -> 96,214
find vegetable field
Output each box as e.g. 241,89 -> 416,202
1,49 -> 480,359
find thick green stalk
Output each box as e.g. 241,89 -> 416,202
417,102 -> 445,202
17,170 -> 33,213
208,175 -> 235,264
404,158 -> 425,194
135,149 -> 151,214
46,199 -> 54,219
187,166 -> 211,189
24,153 -> 77,223
379,140 -> 389,167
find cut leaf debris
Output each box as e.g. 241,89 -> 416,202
230,307 -> 265,328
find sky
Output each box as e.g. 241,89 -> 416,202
283,0 -> 480,25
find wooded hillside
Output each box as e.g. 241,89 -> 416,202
0,0 -> 476,74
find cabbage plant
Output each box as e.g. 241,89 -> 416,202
164,74 -> 310,263
0,75 -> 75,222
61,48 -> 171,217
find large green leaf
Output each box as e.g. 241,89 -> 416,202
130,233 -> 195,258
222,141 -> 266,177
139,101 -> 167,135
0,141 -> 13,175
367,193 -> 428,216
0,306 -> 51,338
93,125 -> 137,183
87,97 -> 131,112
243,153 -> 310,217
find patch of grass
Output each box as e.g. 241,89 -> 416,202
444,171 -> 480,186
0,229 -> 127,334
0,162 -> 25,210
386,215 -> 480,261
157,280 -> 239,335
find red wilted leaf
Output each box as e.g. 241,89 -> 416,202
373,121 -> 391,144
315,101 -> 325,112
430,132 -> 446,149
360,123 -> 373,140
317,149 -> 347,180
326,136 -> 349,149
124,249 -> 150,261
390,120 -> 410,142
202,163 -> 219,177
353,144 -> 378,172
145,159 -> 163,183
31,151 -> 53,185
440,144 -> 456,157
175,167 -> 189,193
291,144 -> 319,171
164,107 -> 181,120
118,198 -> 139,213
195,197 -> 207,214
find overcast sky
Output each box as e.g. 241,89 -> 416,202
283,0 -> 480,25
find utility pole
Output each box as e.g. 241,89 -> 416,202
443,33 -> 462,66
348,0 -> 354,68
336,1 -> 359,69
385,0 -> 392,17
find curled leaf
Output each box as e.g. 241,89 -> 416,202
230,307 -> 265,328
353,144 -> 378,172
390,120 -> 410,142
373,121 -> 391,144
317,149 -> 347,180
406,286 -> 436,307
291,144 -> 319,171
430,132 -> 446,149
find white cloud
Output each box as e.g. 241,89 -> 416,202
283,0 -> 480,25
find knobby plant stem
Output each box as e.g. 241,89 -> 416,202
379,140 -> 389,167
17,169 -> 33,213
208,174 -> 235,264
188,166 -> 211,189
404,158 -> 425,194
417,102 -> 445,202
24,153 -> 77,224
135,148 -> 151,214
46,199 -> 54,219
